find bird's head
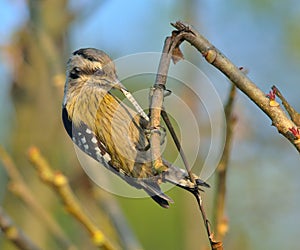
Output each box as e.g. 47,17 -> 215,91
63,48 -> 119,105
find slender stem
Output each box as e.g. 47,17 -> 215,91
0,206 -> 41,250
213,84 -> 237,241
272,85 -> 300,126
0,146 -> 76,250
161,109 -> 195,183
28,147 -> 118,250
194,192 -> 223,250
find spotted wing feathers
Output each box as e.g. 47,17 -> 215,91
62,107 -> 173,207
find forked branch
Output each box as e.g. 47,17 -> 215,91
171,21 -> 300,153
149,23 -> 223,250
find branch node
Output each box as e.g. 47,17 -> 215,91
171,21 -> 196,35
204,48 -> 217,64
153,83 -> 166,90
273,85 -> 300,126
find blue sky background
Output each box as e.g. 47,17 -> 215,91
0,0 -> 300,249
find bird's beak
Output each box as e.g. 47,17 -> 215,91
112,79 -> 128,92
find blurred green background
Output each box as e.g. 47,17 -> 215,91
0,0 -> 299,249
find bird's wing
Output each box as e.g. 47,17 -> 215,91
62,106 -> 173,208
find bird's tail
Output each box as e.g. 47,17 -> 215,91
139,160 -> 209,208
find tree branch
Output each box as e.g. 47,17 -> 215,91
272,85 -> 300,126
149,36 -> 173,173
149,31 -> 195,182
27,146 -> 119,250
194,194 -> 223,250
0,146 -> 76,250
161,109 -> 195,184
171,21 -> 300,153
213,83 -> 237,241
93,189 -> 143,250
149,27 -> 222,250
0,206 -> 41,250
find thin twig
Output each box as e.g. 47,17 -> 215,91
161,109 -> 195,183
171,21 -> 300,153
27,146 -> 118,250
93,188 -> 143,250
0,206 -> 41,250
213,83 -> 237,241
194,193 -> 223,250
0,146 -> 76,250
272,85 -> 300,126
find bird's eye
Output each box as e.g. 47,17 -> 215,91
69,67 -> 81,79
94,68 -> 105,76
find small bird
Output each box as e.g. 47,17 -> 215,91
62,48 -> 209,208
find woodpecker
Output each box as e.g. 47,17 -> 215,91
62,48 -> 209,208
